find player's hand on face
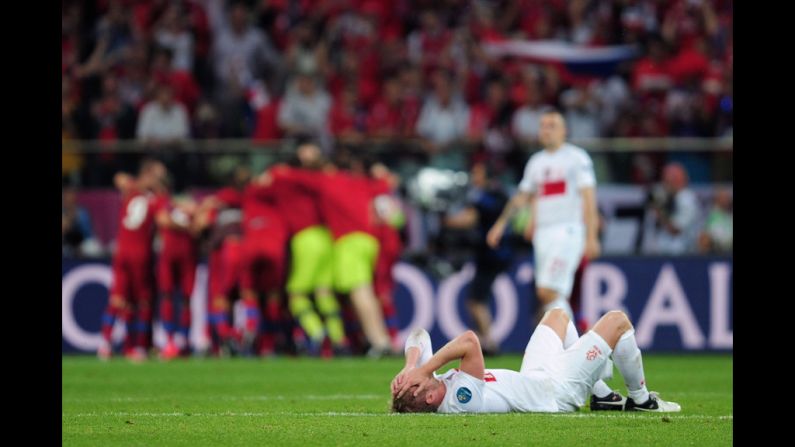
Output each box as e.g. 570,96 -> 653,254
412,376 -> 435,398
396,368 -> 431,399
391,366 -> 415,396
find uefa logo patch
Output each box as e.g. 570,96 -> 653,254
456,387 -> 472,403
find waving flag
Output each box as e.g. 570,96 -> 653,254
482,40 -> 641,83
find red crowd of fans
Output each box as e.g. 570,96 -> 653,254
62,0 -> 733,155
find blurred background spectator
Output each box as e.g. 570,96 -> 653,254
136,82 -> 190,146
63,187 -> 103,257
643,162 -> 701,254
698,187 -> 732,254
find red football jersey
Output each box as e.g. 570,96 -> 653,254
242,183 -> 289,250
153,193 -> 195,256
269,165 -> 323,235
116,187 -> 157,256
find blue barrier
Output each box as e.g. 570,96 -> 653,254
62,256 -> 732,353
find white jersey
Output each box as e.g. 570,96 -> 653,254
517,143 -> 596,228
436,369 -> 559,413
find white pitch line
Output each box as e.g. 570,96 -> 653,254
64,412 -> 732,420
546,413 -> 733,420
64,394 -> 383,403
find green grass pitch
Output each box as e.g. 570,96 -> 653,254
62,354 -> 732,446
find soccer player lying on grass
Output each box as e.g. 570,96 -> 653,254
391,309 -> 681,413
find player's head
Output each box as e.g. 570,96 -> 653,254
538,108 -> 567,149
371,162 -> 400,190
230,165 -> 252,189
391,385 -> 439,413
390,381 -> 445,413
295,140 -> 323,169
351,152 -> 375,176
138,158 -> 167,188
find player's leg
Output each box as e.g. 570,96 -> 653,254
518,308 -> 568,374
403,328 -> 434,367
374,248 -> 401,349
207,249 -> 234,351
239,250 -> 262,354
560,314 -> 623,409
286,228 -> 327,348
221,238 -> 245,353
129,256 -> 154,361
100,258 -> 130,359
157,255 -> 179,358
335,233 -> 392,357
178,253 -> 197,355
568,256 -> 590,334
588,311 -> 681,412
533,225 -> 584,322
314,227 -> 346,350
254,258 -> 279,357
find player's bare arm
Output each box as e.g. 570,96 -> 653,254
581,186 -> 600,259
396,330 -> 484,398
487,191 -> 533,248
391,328 -> 433,394
391,345 -> 422,395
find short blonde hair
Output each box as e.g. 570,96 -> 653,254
390,385 -> 437,413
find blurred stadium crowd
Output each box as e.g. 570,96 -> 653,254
62,0 -> 733,183
62,0 -> 732,359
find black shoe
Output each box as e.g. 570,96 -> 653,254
590,391 -> 627,411
624,391 -> 681,412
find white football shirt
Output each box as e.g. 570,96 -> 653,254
517,143 -> 596,228
436,369 -> 559,413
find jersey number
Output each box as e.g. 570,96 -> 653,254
123,196 -> 149,230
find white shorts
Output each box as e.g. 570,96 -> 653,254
519,325 -> 613,411
533,223 -> 585,299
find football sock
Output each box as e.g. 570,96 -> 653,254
316,292 -> 345,346
380,292 -> 399,343
160,294 -> 175,338
613,329 -> 649,403
135,303 -> 152,348
289,294 -> 325,342
243,297 -> 261,333
179,299 -> 191,341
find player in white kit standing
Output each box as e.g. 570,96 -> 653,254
487,109 -> 599,321
485,109 -> 625,410
390,310 -> 681,414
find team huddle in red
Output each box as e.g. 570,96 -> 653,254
98,143 -> 404,361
